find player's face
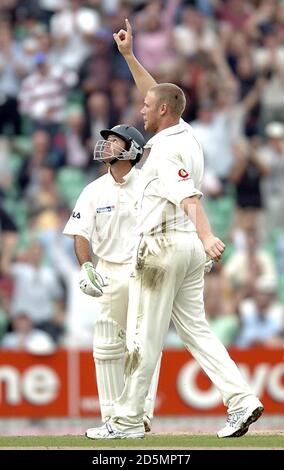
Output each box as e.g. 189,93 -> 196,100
141,91 -> 159,132
103,135 -> 127,162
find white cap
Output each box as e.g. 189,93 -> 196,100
265,122 -> 284,139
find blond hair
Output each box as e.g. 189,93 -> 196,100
150,83 -> 186,118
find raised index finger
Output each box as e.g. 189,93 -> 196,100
125,18 -> 132,33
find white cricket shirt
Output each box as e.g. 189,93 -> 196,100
137,119 -> 204,235
63,167 -> 139,264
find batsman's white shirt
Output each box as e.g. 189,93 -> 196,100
63,167 -> 139,264
137,119 -> 204,236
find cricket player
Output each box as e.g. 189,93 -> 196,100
63,124 -> 160,432
86,19 -> 263,440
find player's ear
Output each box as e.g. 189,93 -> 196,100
160,103 -> 167,116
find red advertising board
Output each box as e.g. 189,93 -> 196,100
0,348 -> 283,417
78,350 -> 99,416
0,350 -> 68,417
155,348 -> 284,415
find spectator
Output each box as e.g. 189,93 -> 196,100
50,0 -> 101,71
204,272 -> 239,347
0,20 -> 29,135
63,107 -> 89,168
191,100 -> 234,196
84,91 -> 111,173
223,227 -> 277,298
17,130 -> 53,196
230,137 -> 268,232
134,0 -> 178,76
258,122 -> 284,232
235,276 -> 284,348
19,52 -> 76,137
79,30 -> 112,96
1,312 -> 56,353
8,240 -> 64,335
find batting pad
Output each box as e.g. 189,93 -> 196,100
93,317 -> 126,422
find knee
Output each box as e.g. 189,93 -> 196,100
93,317 -> 126,361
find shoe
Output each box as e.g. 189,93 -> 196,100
85,422 -> 144,440
143,415 -> 151,433
217,401 -> 264,438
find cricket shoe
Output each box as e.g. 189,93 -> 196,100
217,400 -> 264,438
85,421 -> 144,440
143,415 -> 151,433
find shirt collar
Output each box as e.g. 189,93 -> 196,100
108,165 -> 137,185
145,119 -> 187,148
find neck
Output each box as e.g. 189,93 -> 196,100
155,116 -> 180,134
109,161 -> 133,183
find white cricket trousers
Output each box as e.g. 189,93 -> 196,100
94,259 -> 161,420
96,259 -> 131,328
112,232 -> 255,432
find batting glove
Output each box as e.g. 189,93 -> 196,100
79,262 -> 108,297
204,257 -> 214,273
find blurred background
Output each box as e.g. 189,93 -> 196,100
0,0 -> 284,435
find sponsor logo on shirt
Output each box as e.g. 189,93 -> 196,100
178,168 -> 190,181
96,205 -> 115,214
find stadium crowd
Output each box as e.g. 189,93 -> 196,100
0,0 -> 284,352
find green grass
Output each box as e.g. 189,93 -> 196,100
0,434 -> 283,449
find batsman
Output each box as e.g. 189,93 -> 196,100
63,124 -> 160,433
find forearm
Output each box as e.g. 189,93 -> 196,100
181,196 -> 225,260
123,53 -> 157,97
181,196 -> 212,242
74,235 -> 92,266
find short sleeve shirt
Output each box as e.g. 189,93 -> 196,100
63,167 -> 139,264
136,119 -> 204,235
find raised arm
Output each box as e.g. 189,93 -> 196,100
113,19 -> 157,97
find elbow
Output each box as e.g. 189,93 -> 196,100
181,195 -> 199,206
